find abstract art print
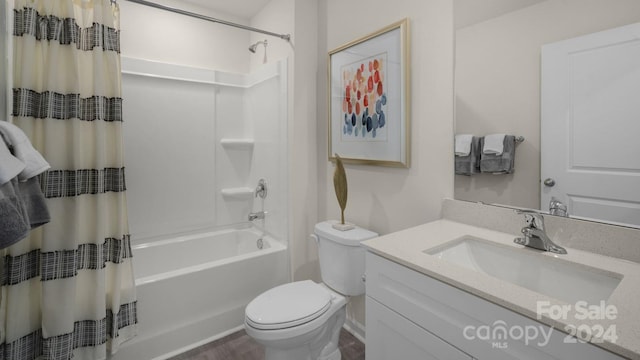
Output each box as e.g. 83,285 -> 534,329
341,55 -> 388,141
328,19 -> 410,167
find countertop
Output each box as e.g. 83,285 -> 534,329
361,219 -> 640,359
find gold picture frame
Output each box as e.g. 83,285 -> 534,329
328,18 -> 410,168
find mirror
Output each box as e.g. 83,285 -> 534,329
453,0 -> 640,227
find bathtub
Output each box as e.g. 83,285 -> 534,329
112,225 -> 289,360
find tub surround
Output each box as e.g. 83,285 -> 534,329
122,57 -> 289,246
361,199 -> 640,359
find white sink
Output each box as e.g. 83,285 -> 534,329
425,236 -> 622,304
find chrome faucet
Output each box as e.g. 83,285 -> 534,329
255,179 -> 267,199
514,209 -> 567,254
549,197 -> 568,217
248,211 -> 266,221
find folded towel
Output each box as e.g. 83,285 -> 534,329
0,121 -> 50,181
455,136 -> 480,176
0,178 -> 30,249
0,136 -> 26,186
480,135 -> 516,174
455,134 -> 474,156
19,177 -> 50,229
483,133 -> 506,155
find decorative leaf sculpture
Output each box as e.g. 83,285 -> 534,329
334,154 -> 348,225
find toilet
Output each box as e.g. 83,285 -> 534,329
244,221 -> 378,360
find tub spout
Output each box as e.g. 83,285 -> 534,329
248,211 -> 266,221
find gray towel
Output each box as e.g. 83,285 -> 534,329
455,136 -> 480,176
480,135 -> 516,174
0,178 -> 30,248
19,177 -> 50,229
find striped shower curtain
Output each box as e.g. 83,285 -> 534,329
1,0 -> 137,359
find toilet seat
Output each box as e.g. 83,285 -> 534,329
245,280 -> 332,330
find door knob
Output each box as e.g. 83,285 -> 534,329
543,178 -> 556,187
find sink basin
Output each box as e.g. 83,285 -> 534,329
425,237 -> 622,304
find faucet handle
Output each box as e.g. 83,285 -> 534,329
255,179 -> 267,199
549,197 -> 568,217
515,209 -> 545,230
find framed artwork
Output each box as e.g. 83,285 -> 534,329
328,18 -> 410,167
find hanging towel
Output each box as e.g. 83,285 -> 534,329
0,135 -> 26,185
455,134 -> 474,156
0,178 -> 30,249
455,136 -> 481,176
18,177 -> 50,229
480,135 -> 516,174
0,122 -> 51,246
0,121 -> 50,181
483,133 -> 506,155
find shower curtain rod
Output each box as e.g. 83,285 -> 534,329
125,0 -> 291,41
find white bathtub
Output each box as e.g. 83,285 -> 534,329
112,225 -> 289,360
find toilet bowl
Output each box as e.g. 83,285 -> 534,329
245,281 -> 346,360
244,221 -> 378,360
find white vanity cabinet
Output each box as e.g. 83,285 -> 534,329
366,296 -> 473,359
365,252 -> 624,360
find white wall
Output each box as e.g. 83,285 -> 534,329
454,0 -> 640,209
120,0 -> 249,73
250,0 -> 321,283
291,0 -> 320,282
249,0 -> 294,72
318,0 -> 455,329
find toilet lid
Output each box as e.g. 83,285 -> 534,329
245,280 -> 332,330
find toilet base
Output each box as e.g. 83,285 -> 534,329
318,347 -> 341,360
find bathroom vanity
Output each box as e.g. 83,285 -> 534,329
361,200 -> 640,360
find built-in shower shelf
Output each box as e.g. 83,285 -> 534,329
221,187 -> 254,199
220,139 -> 254,150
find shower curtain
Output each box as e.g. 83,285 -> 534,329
1,1 -> 137,359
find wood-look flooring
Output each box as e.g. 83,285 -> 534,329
169,328 -> 365,360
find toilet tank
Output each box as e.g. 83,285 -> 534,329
313,221 -> 378,296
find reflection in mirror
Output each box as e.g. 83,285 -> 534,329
453,0 -> 640,227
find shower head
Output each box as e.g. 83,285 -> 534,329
248,39 -> 268,63
248,39 -> 267,53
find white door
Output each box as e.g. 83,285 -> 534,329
541,22 -> 640,227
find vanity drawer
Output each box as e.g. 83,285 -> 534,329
365,252 -> 623,360
366,296 -> 472,360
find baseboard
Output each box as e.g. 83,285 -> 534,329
343,318 -> 366,344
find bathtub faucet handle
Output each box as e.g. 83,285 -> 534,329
255,179 -> 267,199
